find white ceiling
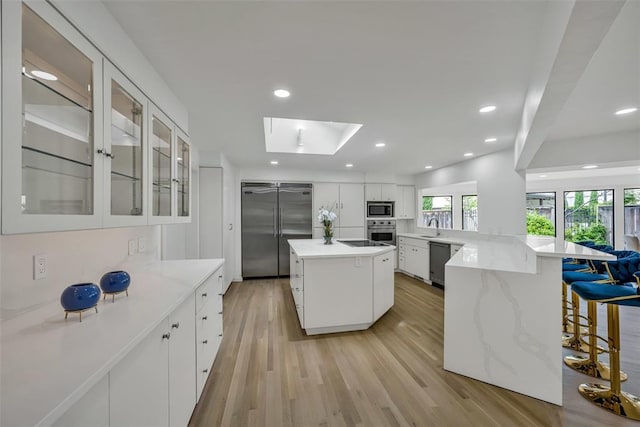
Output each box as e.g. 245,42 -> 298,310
103,1 -> 637,174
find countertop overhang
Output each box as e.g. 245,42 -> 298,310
288,239 -> 395,259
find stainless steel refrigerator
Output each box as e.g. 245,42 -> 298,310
241,182 -> 312,278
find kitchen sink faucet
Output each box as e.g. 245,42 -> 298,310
428,217 -> 440,236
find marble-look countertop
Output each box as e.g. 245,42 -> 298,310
520,235 -> 617,260
397,233 -> 466,246
289,239 -> 395,259
0,259 -> 224,427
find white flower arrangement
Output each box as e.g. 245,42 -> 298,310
318,207 -> 337,242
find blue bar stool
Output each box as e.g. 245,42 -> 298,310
570,274 -> 640,420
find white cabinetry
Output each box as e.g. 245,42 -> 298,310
169,294 -> 197,427
373,252 -> 394,319
52,376 -> 109,427
396,186 -> 416,219
110,319 -> 170,427
313,182 -> 364,236
398,237 -> 430,281
1,1 -> 190,234
365,184 -> 396,201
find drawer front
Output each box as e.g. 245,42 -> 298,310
399,237 -> 406,244
196,279 -> 211,314
405,238 -> 429,250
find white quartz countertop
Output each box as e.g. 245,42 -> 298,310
520,236 -> 616,260
0,259 -> 224,427
289,239 -> 395,259
397,233 -> 466,246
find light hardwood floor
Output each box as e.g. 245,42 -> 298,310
189,273 -> 640,426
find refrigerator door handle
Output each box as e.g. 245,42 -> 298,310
273,208 -> 277,237
280,208 -> 284,236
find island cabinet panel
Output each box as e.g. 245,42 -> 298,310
303,257 -> 373,328
52,376 -> 109,427
110,319 -> 170,427
373,252 -> 394,320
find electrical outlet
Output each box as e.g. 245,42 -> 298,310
137,237 -> 146,253
128,239 -> 138,255
355,257 -> 362,267
33,254 -> 47,280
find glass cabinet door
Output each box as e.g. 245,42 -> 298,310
151,109 -> 173,219
176,133 -> 190,218
2,1 -> 104,233
104,62 -> 147,226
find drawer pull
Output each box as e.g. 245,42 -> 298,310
202,369 -> 208,374
171,322 -> 180,329
218,275 -> 223,278
162,333 -> 171,340
218,311 -> 223,315
202,292 -> 208,297
202,340 -> 208,344
218,293 -> 223,296
202,316 -> 208,320
218,333 -> 223,337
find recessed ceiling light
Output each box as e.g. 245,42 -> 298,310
615,107 -> 637,115
273,89 -> 290,98
270,160 -> 279,165
484,137 -> 497,143
177,157 -> 183,161
479,105 -> 496,113
582,165 -> 598,169
424,165 -> 433,169
539,174 -> 547,178
375,142 -> 386,148
345,163 -> 353,168
31,70 -> 58,81
464,152 -> 474,157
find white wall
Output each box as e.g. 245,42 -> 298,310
0,226 -> 160,318
415,149 -> 526,236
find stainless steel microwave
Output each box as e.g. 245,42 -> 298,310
367,201 -> 394,218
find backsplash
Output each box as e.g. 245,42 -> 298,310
0,226 -> 160,319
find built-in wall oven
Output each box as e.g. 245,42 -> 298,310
367,201 -> 394,218
367,219 -> 396,245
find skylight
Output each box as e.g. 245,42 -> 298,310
264,117 -> 362,155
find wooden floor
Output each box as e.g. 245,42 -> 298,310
189,273 -> 640,426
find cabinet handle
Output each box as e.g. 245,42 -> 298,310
105,152 -> 114,159
202,292 -> 208,297
171,322 -> 180,329
218,333 -> 223,337
172,178 -> 180,183
162,333 -> 171,340
202,340 -> 208,344
202,369 -> 209,374
218,275 -> 223,278
218,293 -> 223,296
202,316 -> 208,320
218,311 -> 223,315
295,288 -> 299,291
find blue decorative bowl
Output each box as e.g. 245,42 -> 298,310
100,270 -> 131,295
60,283 -> 101,312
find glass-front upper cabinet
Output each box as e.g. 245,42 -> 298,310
2,2 -> 104,233
175,131 -> 191,221
149,106 -> 174,223
103,62 -> 148,227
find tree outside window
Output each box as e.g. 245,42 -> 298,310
422,196 -> 452,228
526,192 -> 555,236
462,195 -> 478,231
564,190 -> 613,244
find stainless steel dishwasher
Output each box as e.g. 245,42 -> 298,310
429,241 -> 450,288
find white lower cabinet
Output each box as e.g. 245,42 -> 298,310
399,237 -> 430,281
196,267 -> 224,401
373,252 -> 394,319
52,376 -> 109,427
169,294 -> 197,427
110,319 -> 170,427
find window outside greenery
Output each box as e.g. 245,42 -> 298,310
462,195 -> 478,231
564,190 -> 613,244
624,188 -> 640,236
422,196 -> 452,229
526,192 -> 555,236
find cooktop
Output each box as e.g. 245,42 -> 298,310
338,240 -> 389,247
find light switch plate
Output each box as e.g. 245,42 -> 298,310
137,237 -> 146,253
128,239 -> 137,255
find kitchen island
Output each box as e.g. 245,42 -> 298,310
288,239 -> 395,335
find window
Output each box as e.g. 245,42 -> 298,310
462,195 -> 478,231
526,192 -> 556,236
422,195 -> 452,229
564,190 -> 613,244
624,188 -> 640,236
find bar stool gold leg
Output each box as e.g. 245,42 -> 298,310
562,282 -> 569,333
564,301 -> 627,381
578,305 -> 640,420
562,292 -> 603,353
